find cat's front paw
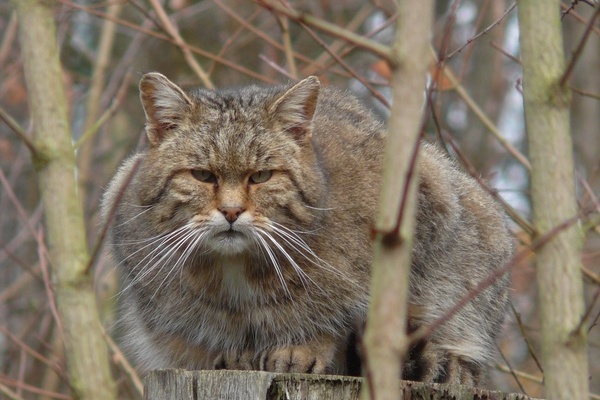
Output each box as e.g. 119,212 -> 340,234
213,350 -> 258,371
259,343 -> 336,374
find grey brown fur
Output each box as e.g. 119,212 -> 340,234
101,73 -> 512,386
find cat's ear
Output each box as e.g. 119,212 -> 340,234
269,76 -> 320,140
139,72 -> 193,146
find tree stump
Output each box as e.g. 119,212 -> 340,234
144,369 -> 540,400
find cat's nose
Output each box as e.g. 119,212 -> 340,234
219,206 -> 245,223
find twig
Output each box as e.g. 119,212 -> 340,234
579,288 -> 600,333
570,86 -> 600,100
299,23 -> 390,108
147,0 -> 214,89
74,70 -> 132,150
582,265 -> 600,285
58,0 -> 271,83
207,9 -> 262,77
0,169 -> 41,238
428,95 -> 536,236
562,0 -> 599,19
510,302 -> 544,373
446,2 -> 517,60
301,2 -> 373,76
496,342 -> 528,395
77,0 -> 122,191
312,12 -> 398,77
256,0 -> 393,63
0,106 -> 37,156
490,40 -> 521,64
432,48 -> 532,171
0,325 -> 68,384
211,0 -> 318,72
0,272 -> 36,304
560,2 -> 600,35
276,15 -> 297,79
36,228 -> 64,340
0,376 -> 70,400
258,54 -> 296,79
0,382 -> 23,400
495,363 -> 543,384
85,158 -> 142,275
409,213 -> 584,346
102,328 -> 144,397
560,4 -> 600,86
0,12 -> 18,68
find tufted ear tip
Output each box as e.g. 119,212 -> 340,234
139,72 -> 193,146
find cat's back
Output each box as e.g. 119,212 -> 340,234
310,86 -> 385,211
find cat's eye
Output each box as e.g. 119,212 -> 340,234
249,170 -> 273,184
191,169 -> 217,183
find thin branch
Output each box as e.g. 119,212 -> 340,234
0,12 -> 18,68
102,329 -> 144,397
446,2 -> 517,60
570,86 -> 600,100
298,23 -> 390,108
432,49 -> 532,170
58,0 -> 273,83
74,70 -> 132,150
426,66 -> 535,237
409,213 -> 585,346
0,107 -> 37,156
562,0 -> 599,19
490,40 -> 521,64
147,0 -> 214,89
510,302 -> 544,373
301,2 -> 374,76
36,228 -> 63,339
0,382 -> 22,400
496,342 -> 528,395
85,158 -> 141,275
0,325 -> 68,385
276,15 -> 297,79
561,2 -> 600,35
560,4 -> 600,86
256,0 -> 393,63
495,364 -> 543,384
207,9 -> 262,76
0,376 -> 70,400
258,54 -> 296,79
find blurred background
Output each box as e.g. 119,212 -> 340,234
0,0 -> 598,398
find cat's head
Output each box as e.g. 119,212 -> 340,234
132,73 -> 327,257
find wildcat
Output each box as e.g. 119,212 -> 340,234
101,72 -> 512,386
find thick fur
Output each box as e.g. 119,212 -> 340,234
101,73 -> 512,385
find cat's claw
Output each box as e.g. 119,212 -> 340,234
260,345 -> 333,374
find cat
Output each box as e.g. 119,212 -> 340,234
101,72 -> 513,386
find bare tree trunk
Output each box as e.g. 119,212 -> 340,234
361,1 -> 433,399
517,1 -> 589,399
11,0 -> 117,398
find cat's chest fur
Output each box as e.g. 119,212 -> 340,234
219,256 -> 257,306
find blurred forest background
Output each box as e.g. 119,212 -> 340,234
0,0 -> 599,398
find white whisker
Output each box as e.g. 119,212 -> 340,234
116,223 -> 196,298
267,222 -> 356,285
256,228 -> 313,290
149,227 -> 206,300
253,233 -> 291,299
115,205 -> 156,227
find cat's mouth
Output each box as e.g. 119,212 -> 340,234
218,229 -> 243,238
208,228 -> 251,255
